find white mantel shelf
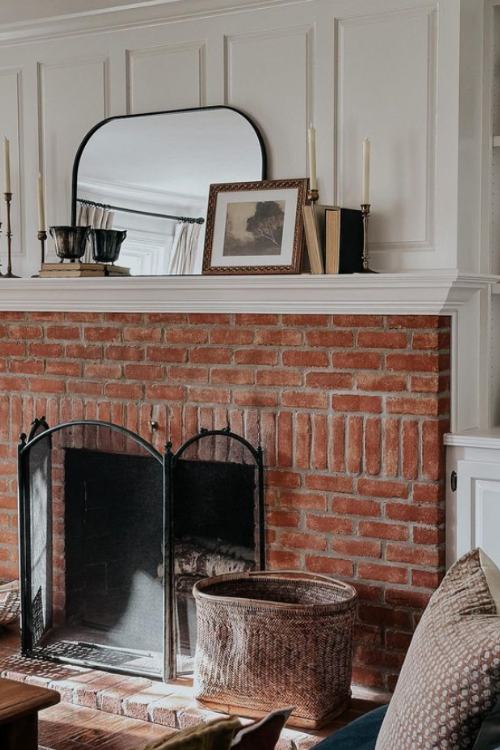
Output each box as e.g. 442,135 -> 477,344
0,271 -> 496,314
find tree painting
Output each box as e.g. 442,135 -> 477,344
223,200 -> 285,257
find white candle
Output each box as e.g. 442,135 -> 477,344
362,138 -> 370,204
307,124 -> 318,192
3,137 -> 11,194
37,173 -> 46,231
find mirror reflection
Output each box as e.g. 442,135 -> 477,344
72,107 -> 266,276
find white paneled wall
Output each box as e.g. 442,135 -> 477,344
0,0 -> 480,276
127,42 -> 205,113
39,58 -> 109,229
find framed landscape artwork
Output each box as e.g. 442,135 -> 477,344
202,179 -> 308,274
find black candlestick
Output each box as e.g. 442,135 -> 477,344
38,230 -> 47,266
360,203 -> 376,273
3,192 -> 19,278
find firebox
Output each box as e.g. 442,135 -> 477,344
18,418 -> 264,681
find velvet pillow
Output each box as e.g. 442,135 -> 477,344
376,549 -> 500,750
230,707 -> 292,749
145,717 -> 241,750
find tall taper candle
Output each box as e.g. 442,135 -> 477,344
308,124 -> 318,192
362,138 -> 370,204
37,173 -> 46,231
3,138 -> 10,194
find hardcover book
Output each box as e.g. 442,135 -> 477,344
325,207 -> 364,274
39,262 -> 130,278
302,205 -> 364,274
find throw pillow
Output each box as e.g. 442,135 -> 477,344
144,716 -> 241,750
376,548 -> 500,750
230,706 -> 292,749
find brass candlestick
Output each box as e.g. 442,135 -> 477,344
308,187 -> 319,203
3,192 -> 19,278
360,203 -> 376,273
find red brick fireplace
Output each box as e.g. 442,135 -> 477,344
0,310 -> 450,692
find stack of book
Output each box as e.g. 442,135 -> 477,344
39,263 -> 131,278
302,204 -> 364,274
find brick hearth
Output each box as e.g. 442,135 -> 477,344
0,311 -> 450,691
0,628 -> 385,749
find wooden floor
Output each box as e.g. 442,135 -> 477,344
0,626 -> 387,750
38,703 -> 175,750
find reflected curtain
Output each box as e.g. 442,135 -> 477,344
76,201 -> 114,229
167,221 -> 200,275
76,202 -> 115,261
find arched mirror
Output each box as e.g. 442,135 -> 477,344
71,106 -> 267,276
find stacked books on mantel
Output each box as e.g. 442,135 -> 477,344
302,204 -> 364,274
39,263 -> 131,278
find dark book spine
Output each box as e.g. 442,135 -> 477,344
339,209 -> 364,274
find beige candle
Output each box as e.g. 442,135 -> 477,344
3,137 -> 11,194
37,173 -> 46,231
362,138 -> 370,204
307,124 -> 318,192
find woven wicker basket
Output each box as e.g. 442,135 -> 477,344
0,580 -> 20,627
193,570 -> 358,729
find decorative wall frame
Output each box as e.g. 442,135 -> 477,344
203,178 -> 308,275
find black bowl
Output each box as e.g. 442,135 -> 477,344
49,226 -> 91,262
91,229 -> 127,264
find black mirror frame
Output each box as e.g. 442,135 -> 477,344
70,105 -> 268,226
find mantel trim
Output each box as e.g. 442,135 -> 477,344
0,271 -> 494,314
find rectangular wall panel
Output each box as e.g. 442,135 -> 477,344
337,8 -> 436,254
127,42 -> 205,114
225,27 -> 310,179
38,57 -> 108,238
474,479 -> 500,568
0,69 -> 23,261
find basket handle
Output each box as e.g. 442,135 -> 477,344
248,569 -> 355,592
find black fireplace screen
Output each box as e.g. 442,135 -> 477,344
18,420 -> 264,681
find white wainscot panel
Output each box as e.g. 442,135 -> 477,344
337,7 -> 436,263
456,460 -> 500,568
38,57 -> 108,251
126,42 -> 205,114
474,480 -> 500,568
225,26 -> 310,179
0,68 -> 22,260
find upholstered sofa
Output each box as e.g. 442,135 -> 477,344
314,700 -> 500,750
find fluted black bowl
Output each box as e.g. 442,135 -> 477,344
49,226 -> 91,262
91,229 -> 127,264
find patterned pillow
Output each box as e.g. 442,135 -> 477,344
376,549 -> 500,750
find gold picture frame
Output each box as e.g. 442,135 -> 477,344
202,178 -> 308,275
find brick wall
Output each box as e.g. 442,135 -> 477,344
0,310 -> 451,691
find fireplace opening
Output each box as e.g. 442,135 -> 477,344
18,419 -> 264,680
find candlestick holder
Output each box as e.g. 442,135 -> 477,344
3,192 -> 19,278
307,187 -> 319,204
38,230 -> 47,266
360,203 -> 376,273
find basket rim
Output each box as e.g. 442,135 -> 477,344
193,570 -> 358,611
0,579 -> 19,592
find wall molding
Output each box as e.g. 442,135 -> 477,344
0,0 -> 308,45
336,4 -> 437,257
126,40 -> 206,112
